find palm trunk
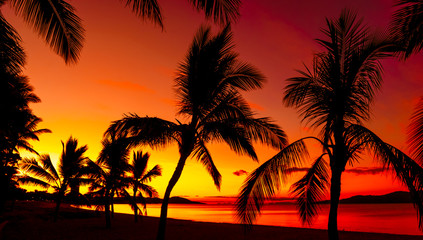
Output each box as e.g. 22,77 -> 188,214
111,199 -> 114,218
133,189 -> 138,222
156,154 -> 189,240
53,188 -> 65,222
328,169 -> 342,240
105,191 -> 111,229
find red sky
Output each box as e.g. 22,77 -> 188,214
3,0 -> 423,199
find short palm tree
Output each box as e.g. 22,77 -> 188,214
87,131 -> 133,229
408,97 -> 423,162
107,25 -> 287,240
19,137 -> 90,221
127,151 -> 161,222
236,10 -> 423,240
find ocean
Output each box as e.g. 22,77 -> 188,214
107,203 -> 423,236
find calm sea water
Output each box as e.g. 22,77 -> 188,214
109,203 -> 422,236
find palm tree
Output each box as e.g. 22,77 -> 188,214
87,131 -> 133,229
391,0 -> 423,58
408,97 -> 423,162
127,151 -> 161,222
236,10 -> 423,240
18,136 -> 90,221
107,25 -> 287,240
1,0 -> 241,64
0,71 -> 50,212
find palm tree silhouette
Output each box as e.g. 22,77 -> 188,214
107,24 -> 287,240
87,131 -> 133,228
127,151 -> 161,222
1,0 -> 241,64
236,10 -> 423,240
408,97 -> 423,162
19,136 -> 90,221
0,72 -> 50,212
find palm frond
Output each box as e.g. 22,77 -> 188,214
120,0 -> 163,28
408,97 -> 423,162
289,155 -> 329,225
19,156 -> 59,187
10,0 -> 85,64
188,0 -> 241,25
18,175 -> 50,189
203,121 -> 258,160
138,183 -> 159,198
192,140 -> 221,189
348,124 -> 423,229
235,139 -> 309,226
391,0 -> 423,58
107,114 -> 178,149
0,13 -> 25,74
140,165 -> 162,183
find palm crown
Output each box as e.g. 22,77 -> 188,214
18,137 -> 90,220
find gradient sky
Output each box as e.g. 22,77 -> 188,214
3,0 -> 423,199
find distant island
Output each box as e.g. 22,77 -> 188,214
321,191 -> 412,204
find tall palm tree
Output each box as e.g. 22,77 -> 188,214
0,71 -> 50,212
408,97 -> 423,162
18,136 -> 90,221
236,10 -> 423,240
127,151 -> 161,222
1,0 -> 241,64
107,25 -> 287,240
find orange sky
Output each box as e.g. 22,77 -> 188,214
3,0 -> 423,199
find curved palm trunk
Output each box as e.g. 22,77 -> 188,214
156,154 -> 189,240
328,168 -> 342,240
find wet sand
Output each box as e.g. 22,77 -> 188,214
0,201 -> 422,240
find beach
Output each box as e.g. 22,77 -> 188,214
0,201 -> 422,240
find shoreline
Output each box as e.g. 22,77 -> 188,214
1,201 -> 422,240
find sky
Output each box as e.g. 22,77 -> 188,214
3,0 -> 423,199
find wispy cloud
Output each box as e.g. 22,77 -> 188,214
344,167 -> 385,175
247,101 -> 264,111
282,167 -> 385,176
96,79 -> 156,94
233,170 -> 248,176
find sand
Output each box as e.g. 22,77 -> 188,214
0,201 -> 422,240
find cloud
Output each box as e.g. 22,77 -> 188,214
285,167 -> 310,174
247,101 -> 264,111
344,167 -> 385,175
282,167 -> 385,176
233,170 -> 248,176
96,79 -> 156,94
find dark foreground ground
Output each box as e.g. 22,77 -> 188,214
0,201 -> 422,240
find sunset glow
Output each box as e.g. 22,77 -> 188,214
4,0 -> 422,200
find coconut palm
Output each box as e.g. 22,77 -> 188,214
107,24 -> 287,240
18,137 -> 90,221
127,151 -> 161,222
391,0 -> 423,58
408,97 -> 423,162
236,10 -> 423,240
